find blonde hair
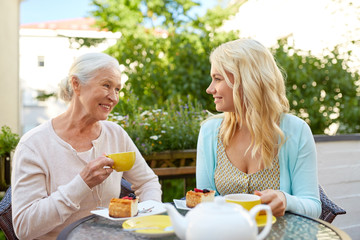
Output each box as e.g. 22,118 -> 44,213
58,52 -> 121,102
210,39 -> 289,168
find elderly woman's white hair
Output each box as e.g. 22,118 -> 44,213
59,52 -> 121,102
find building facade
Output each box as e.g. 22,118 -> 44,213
0,0 -> 20,134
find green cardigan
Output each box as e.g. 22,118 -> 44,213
196,114 -> 321,218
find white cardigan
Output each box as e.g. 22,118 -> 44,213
11,120 -> 162,240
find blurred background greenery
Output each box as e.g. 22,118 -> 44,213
162,178 -> 196,202
88,0 -> 359,136
109,95 -> 209,155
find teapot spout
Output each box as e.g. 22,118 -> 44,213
164,203 -> 187,240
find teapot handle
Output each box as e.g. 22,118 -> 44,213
249,204 -> 272,240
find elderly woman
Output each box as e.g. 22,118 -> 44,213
196,39 -> 321,218
11,52 -> 162,239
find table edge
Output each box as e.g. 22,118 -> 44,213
57,215 -> 95,240
289,212 -> 351,240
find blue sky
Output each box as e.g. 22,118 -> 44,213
20,0 -> 220,24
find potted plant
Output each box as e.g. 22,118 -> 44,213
0,125 -> 20,190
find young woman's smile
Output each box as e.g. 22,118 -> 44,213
207,65 -> 235,112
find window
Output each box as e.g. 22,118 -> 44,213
38,56 -> 45,67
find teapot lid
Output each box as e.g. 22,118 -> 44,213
195,196 -> 244,215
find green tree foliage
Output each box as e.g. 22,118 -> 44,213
90,0 -> 360,134
90,0 -> 241,109
273,39 -> 360,134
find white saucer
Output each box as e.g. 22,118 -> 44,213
91,200 -> 166,222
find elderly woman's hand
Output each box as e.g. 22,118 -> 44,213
80,155 -> 114,189
254,189 -> 287,217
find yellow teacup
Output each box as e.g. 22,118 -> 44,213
107,151 -> 135,172
224,193 -> 261,212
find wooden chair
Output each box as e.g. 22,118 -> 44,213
0,186 -> 18,240
319,185 -> 346,223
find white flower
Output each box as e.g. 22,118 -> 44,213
161,130 -> 166,133
150,135 -> 161,140
140,110 -> 151,116
114,115 -> 126,121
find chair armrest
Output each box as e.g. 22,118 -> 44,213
120,178 -> 134,198
319,185 -> 346,215
319,185 -> 346,223
0,186 -> 18,240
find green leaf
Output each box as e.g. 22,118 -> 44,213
0,126 -> 20,156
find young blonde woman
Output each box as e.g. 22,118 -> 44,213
196,39 -> 321,218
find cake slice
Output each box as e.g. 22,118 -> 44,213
186,188 -> 215,208
108,194 -> 138,218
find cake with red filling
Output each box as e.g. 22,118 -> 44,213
186,188 -> 215,208
108,193 -> 138,218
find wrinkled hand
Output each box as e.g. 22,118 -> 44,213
254,189 -> 287,217
80,154 -> 114,189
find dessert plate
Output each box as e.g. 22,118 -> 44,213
123,215 -> 174,238
173,199 -> 191,210
91,200 -> 166,222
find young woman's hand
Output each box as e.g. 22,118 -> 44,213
254,189 -> 287,217
80,154 -> 114,188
